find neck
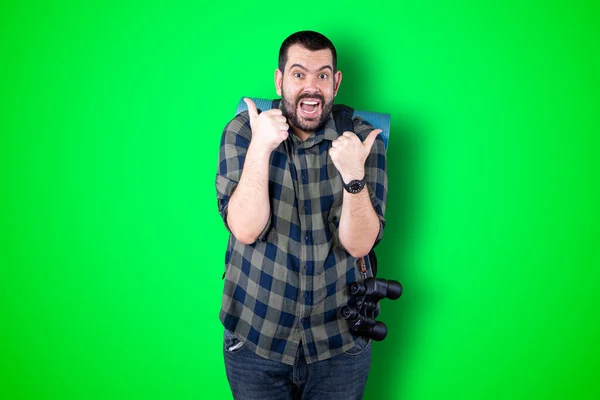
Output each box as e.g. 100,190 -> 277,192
291,125 -> 313,142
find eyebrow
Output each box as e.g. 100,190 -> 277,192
289,63 -> 333,72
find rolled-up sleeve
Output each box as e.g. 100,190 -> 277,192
216,112 -> 272,240
353,116 -> 388,247
216,113 -> 251,234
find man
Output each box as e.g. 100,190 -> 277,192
216,30 -> 388,399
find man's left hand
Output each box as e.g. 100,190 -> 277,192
329,129 -> 382,183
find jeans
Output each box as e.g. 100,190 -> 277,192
223,329 -> 371,400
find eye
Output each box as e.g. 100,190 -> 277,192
293,72 -> 303,79
319,73 -> 329,79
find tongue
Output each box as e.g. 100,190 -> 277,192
301,103 -> 317,112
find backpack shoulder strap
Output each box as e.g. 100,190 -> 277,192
332,104 -> 355,134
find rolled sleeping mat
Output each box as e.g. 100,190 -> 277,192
235,97 -> 390,150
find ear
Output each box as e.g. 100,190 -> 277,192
333,70 -> 342,97
275,68 -> 283,96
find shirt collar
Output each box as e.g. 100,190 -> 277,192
287,112 -> 340,149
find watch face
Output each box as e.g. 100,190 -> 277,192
349,181 -> 362,193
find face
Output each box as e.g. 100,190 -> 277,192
275,44 -> 342,133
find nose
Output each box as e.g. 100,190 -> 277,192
303,75 -> 320,94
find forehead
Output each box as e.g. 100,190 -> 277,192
285,44 -> 333,71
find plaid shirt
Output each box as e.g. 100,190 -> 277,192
216,103 -> 388,365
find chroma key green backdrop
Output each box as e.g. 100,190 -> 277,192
2,1 -> 599,399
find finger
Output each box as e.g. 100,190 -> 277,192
363,129 -> 382,151
274,115 -> 287,123
278,131 -> 289,142
244,98 -> 259,124
342,131 -> 356,138
280,123 -> 289,132
332,139 -> 345,148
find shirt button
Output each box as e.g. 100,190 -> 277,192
305,235 -> 309,241
304,292 -> 309,299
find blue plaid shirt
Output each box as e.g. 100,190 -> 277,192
216,104 -> 388,365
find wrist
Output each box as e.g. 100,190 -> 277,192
341,169 -> 365,184
247,142 -> 273,159
342,175 -> 367,194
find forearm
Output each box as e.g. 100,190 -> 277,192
226,143 -> 271,244
338,186 -> 380,258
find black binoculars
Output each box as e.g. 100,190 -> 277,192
340,277 -> 402,341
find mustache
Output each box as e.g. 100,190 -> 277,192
296,93 -> 325,105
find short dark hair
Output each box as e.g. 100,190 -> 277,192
278,30 -> 337,72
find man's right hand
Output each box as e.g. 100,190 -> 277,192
244,98 -> 289,152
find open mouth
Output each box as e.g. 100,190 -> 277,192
298,99 -> 321,117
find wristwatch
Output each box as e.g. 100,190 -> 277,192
343,176 -> 366,194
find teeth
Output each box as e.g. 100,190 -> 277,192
302,101 -> 318,105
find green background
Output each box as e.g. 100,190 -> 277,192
2,0 -> 599,399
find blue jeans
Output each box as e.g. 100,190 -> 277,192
223,329 -> 371,400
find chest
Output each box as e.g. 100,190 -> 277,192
268,139 -> 344,222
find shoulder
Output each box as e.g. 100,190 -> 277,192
352,115 -> 377,141
223,111 -> 252,141
351,115 -> 386,161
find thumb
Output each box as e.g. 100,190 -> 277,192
243,98 -> 258,124
363,129 -> 382,152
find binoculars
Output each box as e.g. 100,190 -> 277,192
340,277 -> 402,341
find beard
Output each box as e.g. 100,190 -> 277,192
280,88 -> 334,133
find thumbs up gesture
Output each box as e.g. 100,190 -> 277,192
329,129 -> 382,183
244,98 -> 289,152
